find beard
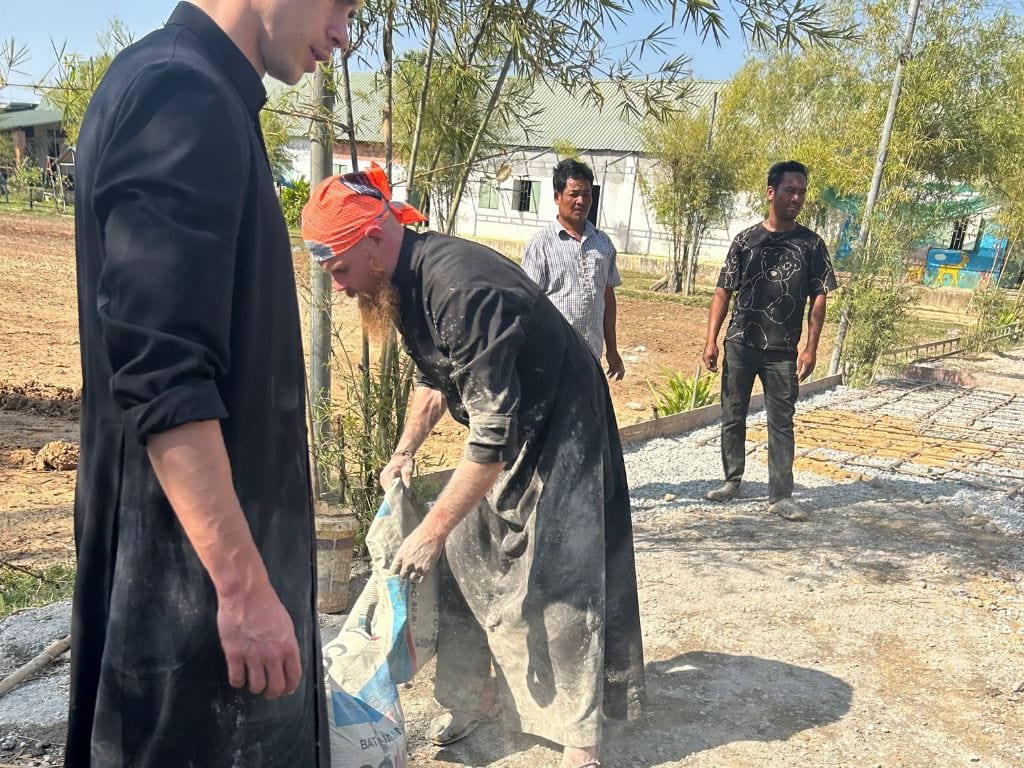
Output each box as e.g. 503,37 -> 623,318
357,260 -> 399,342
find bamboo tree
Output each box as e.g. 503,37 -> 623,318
309,63 -> 336,498
406,12 -> 438,206
640,93 -> 745,295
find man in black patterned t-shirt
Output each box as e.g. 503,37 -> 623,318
702,160 -> 837,521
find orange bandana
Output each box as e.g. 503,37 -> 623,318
301,163 -> 427,262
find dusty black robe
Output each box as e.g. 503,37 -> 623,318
69,4 -> 328,766
393,231 -> 647,747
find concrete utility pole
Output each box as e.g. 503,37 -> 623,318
828,0 -> 923,376
309,63 -> 335,498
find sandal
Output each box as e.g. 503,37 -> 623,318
429,711 -> 482,746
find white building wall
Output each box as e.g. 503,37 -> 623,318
284,139 -> 393,190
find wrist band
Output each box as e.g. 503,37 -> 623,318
393,449 -> 415,459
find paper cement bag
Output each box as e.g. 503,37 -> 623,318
323,479 -> 439,768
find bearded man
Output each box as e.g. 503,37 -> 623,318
301,170 -> 647,768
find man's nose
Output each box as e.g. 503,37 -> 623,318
328,16 -> 350,51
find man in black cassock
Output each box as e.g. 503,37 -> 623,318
69,1 -> 356,765
302,173 -> 647,768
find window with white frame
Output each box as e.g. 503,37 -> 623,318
479,179 -> 499,209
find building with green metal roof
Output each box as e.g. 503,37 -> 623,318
0,100 -> 67,174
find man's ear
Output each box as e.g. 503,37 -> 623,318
364,224 -> 384,242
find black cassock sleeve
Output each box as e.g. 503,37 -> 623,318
430,285 -> 527,464
91,62 -> 249,444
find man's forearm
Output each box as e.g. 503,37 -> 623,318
706,287 -> 732,343
147,420 -> 268,599
603,287 -> 618,354
423,458 -> 505,538
395,385 -> 446,455
805,294 -> 827,351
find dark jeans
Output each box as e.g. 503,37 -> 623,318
720,342 -> 799,504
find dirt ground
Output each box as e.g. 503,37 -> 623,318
3,211 -> 1023,768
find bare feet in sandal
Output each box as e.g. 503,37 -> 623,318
561,745 -> 600,768
429,711 -> 482,746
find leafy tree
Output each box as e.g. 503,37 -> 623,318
389,49 -> 531,223
0,38 -> 30,93
641,93 -> 747,294
259,99 -> 298,183
437,0 -> 856,233
347,0 -> 856,235
44,18 -> 292,175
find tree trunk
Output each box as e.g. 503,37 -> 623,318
339,55 -> 373,490
382,3 -> 394,179
340,53 -> 359,169
670,231 -> 685,293
308,64 -> 334,498
685,216 -> 705,296
406,16 -> 438,207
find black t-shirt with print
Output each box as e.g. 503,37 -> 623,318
716,222 -> 837,352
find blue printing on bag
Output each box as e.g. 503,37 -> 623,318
383,575 -> 414,682
332,659 -> 401,725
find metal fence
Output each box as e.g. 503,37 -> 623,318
881,321 -> 1024,366
0,183 -> 74,212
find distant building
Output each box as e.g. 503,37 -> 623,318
0,100 -> 67,175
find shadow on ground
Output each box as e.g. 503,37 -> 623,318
422,651 -> 852,767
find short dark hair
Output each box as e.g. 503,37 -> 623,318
553,158 -> 594,194
767,160 -> 808,190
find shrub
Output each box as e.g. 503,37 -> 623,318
962,284 -> 1021,352
648,368 -> 719,417
280,177 -> 310,229
842,281 -> 912,387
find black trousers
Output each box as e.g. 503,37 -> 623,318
720,342 -> 799,504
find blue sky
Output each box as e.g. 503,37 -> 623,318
1,0 -> 750,102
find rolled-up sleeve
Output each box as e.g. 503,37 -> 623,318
92,62 -> 248,444
432,287 -> 527,464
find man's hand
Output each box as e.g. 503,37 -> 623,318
379,452 -> 415,489
217,583 -> 301,700
702,341 -> 720,373
145,420 -> 302,701
606,349 -> 625,381
390,522 -> 447,583
797,347 -> 817,382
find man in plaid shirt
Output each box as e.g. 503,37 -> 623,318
522,158 -> 625,380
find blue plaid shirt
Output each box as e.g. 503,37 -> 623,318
522,219 -> 621,358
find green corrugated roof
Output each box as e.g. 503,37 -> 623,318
0,106 -> 63,132
267,73 -> 723,153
